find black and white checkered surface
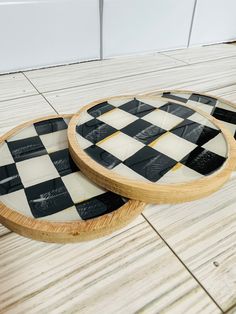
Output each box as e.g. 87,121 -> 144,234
0,117 -> 126,221
161,91 -> 236,139
75,96 -> 228,184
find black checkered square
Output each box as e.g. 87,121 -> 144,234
212,107 -> 236,124
170,119 -> 220,146
25,177 -> 74,218
49,148 -> 78,176
85,145 -> 121,169
119,98 -> 156,117
121,119 -> 166,145
34,117 -> 68,135
76,119 -> 117,144
159,102 -> 195,119
75,191 -> 125,220
181,146 -> 226,175
162,92 -> 189,103
7,136 -> 47,162
123,146 -> 177,182
0,163 -> 23,195
189,93 -> 217,107
87,101 -> 115,118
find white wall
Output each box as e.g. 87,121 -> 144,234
189,0 -> 236,46
0,0 -> 100,73
0,0 -> 236,73
102,0 -> 196,58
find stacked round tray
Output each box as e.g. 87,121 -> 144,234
1,91 -> 236,242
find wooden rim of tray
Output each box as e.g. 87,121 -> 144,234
68,94 -> 236,204
0,114 -> 145,243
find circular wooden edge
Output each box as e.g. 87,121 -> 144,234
68,94 -> 236,204
0,114 -> 145,243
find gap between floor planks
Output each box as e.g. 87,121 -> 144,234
0,216 -> 221,314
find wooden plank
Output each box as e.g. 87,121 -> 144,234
0,73 -> 38,102
0,216 -> 220,314
208,84 -> 236,103
42,56 -> 236,114
163,44 -> 236,64
142,172 -> 236,311
0,224 -> 10,237
24,54 -> 185,93
0,95 -> 56,136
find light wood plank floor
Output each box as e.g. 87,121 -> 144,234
0,44 -> 236,314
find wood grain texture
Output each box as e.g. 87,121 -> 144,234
0,216 -> 220,314
69,94 -> 236,204
24,53 -> 185,93
0,73 -> 38,102
0,95 -> 56,136
43,56 -> 236,114
209,85 -> 236,103
143,172 -> 236,311
163,44 -> 236,64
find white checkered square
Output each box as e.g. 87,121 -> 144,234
219,121 -> 236,138
186,100 -> 214,114
142,109 -> 184,130
7,125 -> 38,142
16,155 -> 59,188
0,142 -> 14,166
0,189 -> 33,217
202,133 -> 228,157
157,163 -> 203,184
137,96 -> 168,109
39,205 -> 81,221
108,98 -> 134,107
97,108 -> 138,129
97,131 -> 144,161
150,132 -> 197,161
112,163 -> 149,182
187,112 -> 218,130
76,133 -> 92,149
40,129 -> 68,154
62,172 -> 105,204
80,111 -> 96,123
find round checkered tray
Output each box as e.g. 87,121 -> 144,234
68,94 -> 236,203
0,115 -> 144,242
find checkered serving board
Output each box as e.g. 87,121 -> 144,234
0,116 -> 128,222
74,96 -> 229,184
159,91 -> 236,140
